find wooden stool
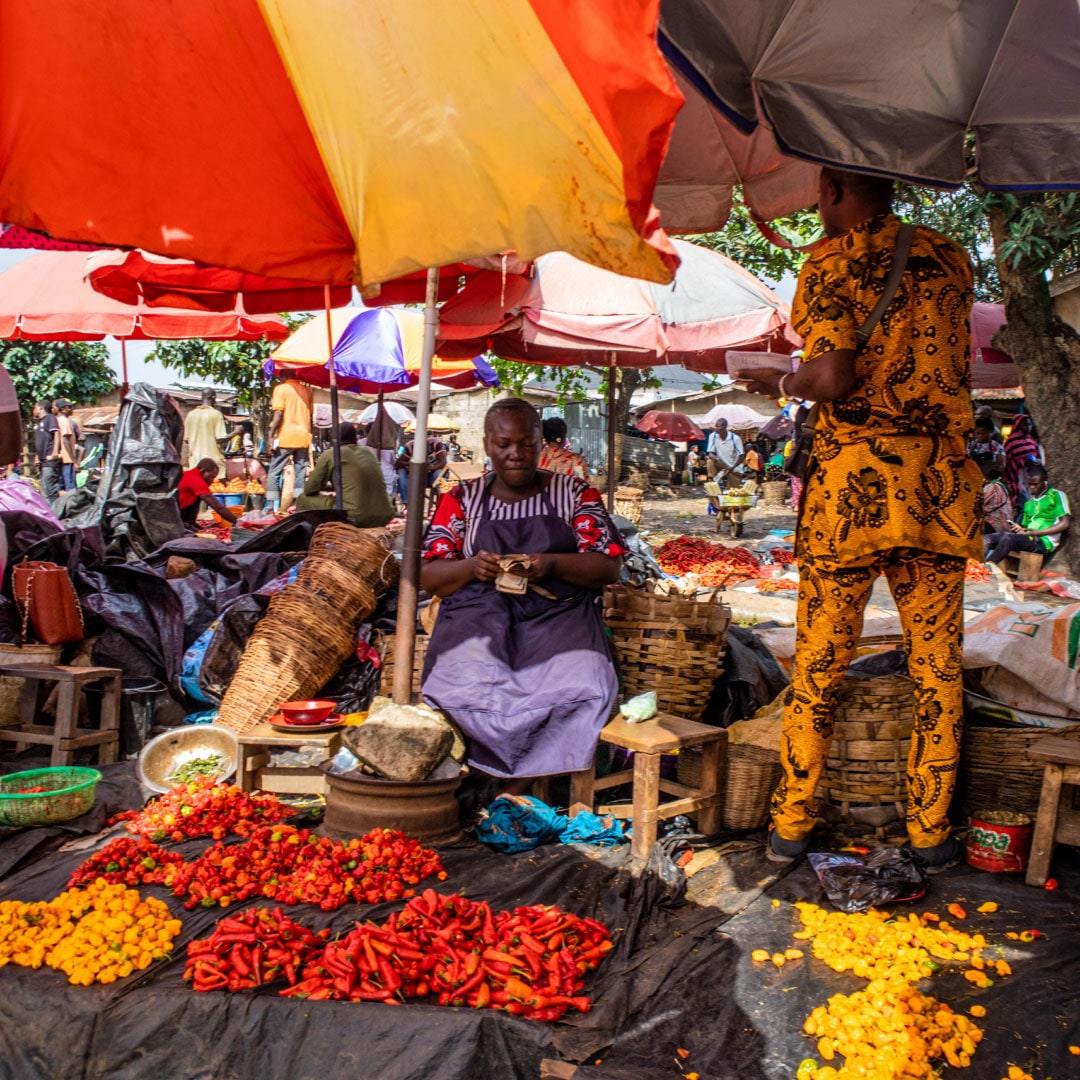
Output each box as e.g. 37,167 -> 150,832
1025,737 -> 1080,886
1003,550 -> 1046,583
237,723 -> 343,796
0,664 -> 120,766
566,713 -> 727,860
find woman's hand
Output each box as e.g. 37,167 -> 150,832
523,553 -> 554,580
470,550 -> 501,583
739,367 -> 789,398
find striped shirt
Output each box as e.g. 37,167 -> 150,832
422,471 -> 626,560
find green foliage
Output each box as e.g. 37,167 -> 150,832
683,203 -> 821,284
487,356 -> 593,403
0,340 -> 116,414
987,191 -> 1080,278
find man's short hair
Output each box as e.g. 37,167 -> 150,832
974,416 -> 995,432
542,417 -> 568,444
195,457 -> 219,474
485,398 -> 541,435
1025,463 -> 1048,482
823,167 -> 895,210
339,422 -> 358,445
36,399 -> 53,411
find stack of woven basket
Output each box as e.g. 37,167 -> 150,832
217,524 -> 398,733
602,585 -> 730,722
613,486 -> 644,525
815,671 -> 915,835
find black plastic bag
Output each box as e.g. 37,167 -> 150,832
807,848 -> 928,913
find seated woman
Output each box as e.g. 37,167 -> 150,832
420,399 -> 625,794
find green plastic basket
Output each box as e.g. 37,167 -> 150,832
0,767 -> 101,827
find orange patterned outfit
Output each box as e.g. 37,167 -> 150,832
538,443 -> 589,480
771,213 -> 984,848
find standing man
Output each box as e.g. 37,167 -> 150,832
396,432 -> 447,508
266,369 -> 314,511
32,400 -> 63,503
745,168 -> 982,871
53,399 -> 79,492
705,418 -> 744,488
184,389 -> 228,477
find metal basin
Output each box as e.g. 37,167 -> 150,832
320,764 -> 465,846
137,725 -> 239,795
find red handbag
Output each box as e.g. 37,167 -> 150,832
12,560 -> 85,645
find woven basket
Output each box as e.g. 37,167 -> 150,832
816,673 -> 915,833
307,524 -> 399,591
377,632 -> 431,698
613,486 -> 644,525
603,585 -> 730,721
217,524 -> 396,733
678,742 -> 781,830
761,480 -> 790,506
958,722 -> 1080,819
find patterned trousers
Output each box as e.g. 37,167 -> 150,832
770,548 -> 967,848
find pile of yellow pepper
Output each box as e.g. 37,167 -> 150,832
0,878 -> 182,985
752,899 -> 1021,1080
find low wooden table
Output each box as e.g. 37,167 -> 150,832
561,712 -> 727,860
1026,736 -> 1080,886
0,664 -> 120,766
237,723 -> 343,796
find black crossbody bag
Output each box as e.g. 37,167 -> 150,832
784,222 -> 916,481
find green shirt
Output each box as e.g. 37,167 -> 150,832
303,444 -> 395,528
1020,487 -> 1071,550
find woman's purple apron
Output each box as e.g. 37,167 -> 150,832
421,479 -> 618,778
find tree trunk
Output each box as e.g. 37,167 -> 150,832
988,206 -> 1080,576
611,367 -> 643,482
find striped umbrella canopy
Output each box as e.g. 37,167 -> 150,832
267,308 -> 498,395
0,1 -> 681,289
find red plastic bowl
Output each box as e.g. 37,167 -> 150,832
278,700 -> 336,725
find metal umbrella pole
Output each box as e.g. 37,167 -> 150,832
392,267 -> 439,704
322,284 -> 344,511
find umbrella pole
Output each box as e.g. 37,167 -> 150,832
606,354 -> 617,512
323,285 -> 344,512
393,267 -> 439,705
120,339 -> 130,399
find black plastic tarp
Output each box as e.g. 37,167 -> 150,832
1,768 -> 1077,1080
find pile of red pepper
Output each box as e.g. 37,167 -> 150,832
656,536 -> 766,587
770,547 -> 796,566
165,824 -> 446,911
110,779 -> 291,843
280,890 -> 613,1019
965,560 -> 991,583
67,837 -> 185,889
185,906 -> 330,993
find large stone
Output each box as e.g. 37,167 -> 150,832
342,699 -> 455,781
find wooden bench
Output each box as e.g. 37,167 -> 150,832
0,664 -> 120,766
1002,550 -> 1046,583
1025,736 -> 1080,886
538,713 -> 726,860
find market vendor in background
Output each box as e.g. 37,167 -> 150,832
985,464 -> 1070,564
266,367 -> 314,511
419,398 -> 625,793
742,167 -> 982,872
184,388 -> 227,477
177,458 -> 239,529
705,418 -> 744,488
396,432 -> 447,507
296,421 -> 395,528
538,416 -> 588,479
32,399 -> 63,503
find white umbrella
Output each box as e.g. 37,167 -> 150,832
358,401 -> 414,426
699,403 -> 773,431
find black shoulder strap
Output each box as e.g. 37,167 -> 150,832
855,221 -> 915,350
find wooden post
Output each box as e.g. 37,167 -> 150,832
323,285 -> 344,512
393,267 -> 440,705
605,356 -> 617,512
630,751 -> 661,859
1026,761 -> 1064,886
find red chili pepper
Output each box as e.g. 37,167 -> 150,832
1044,878 -> 1059,890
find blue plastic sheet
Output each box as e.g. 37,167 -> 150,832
475,794 -> 627,853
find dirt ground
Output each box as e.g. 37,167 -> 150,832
632,483 -> 798,549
